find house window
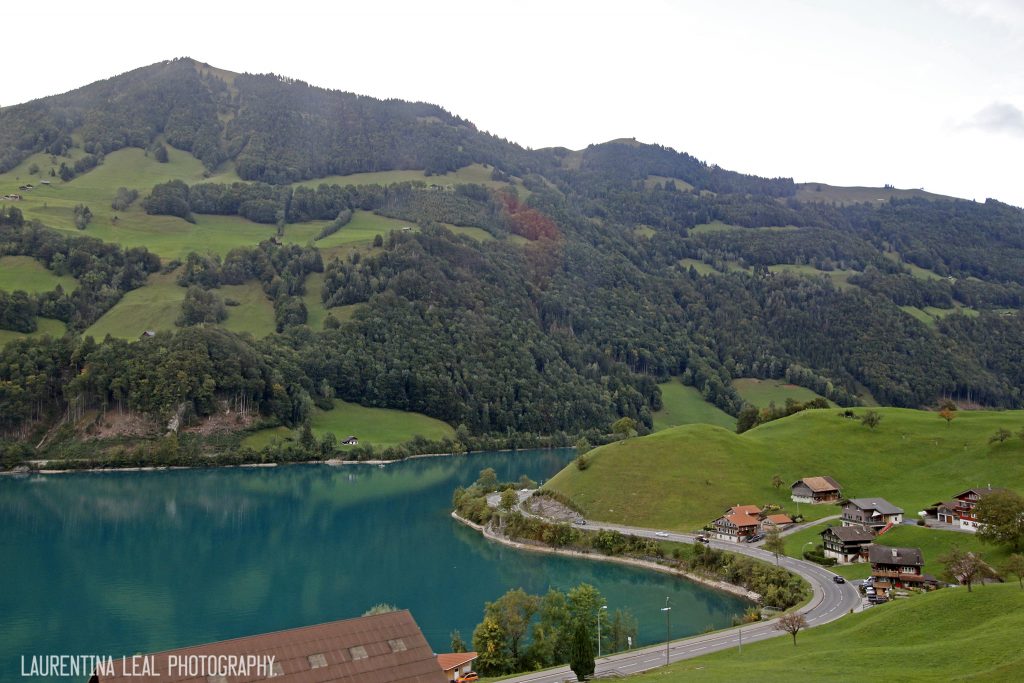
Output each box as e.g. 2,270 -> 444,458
388,638 -> 407,652
308,653 -> 327,669
349,646 -> 369,660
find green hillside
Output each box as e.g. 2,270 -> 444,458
643,583 -> 1024,682
546,408 -> 1024,531
243,399 -> 454,450
652,380 -> 735,430
0,256 -> 78,293
84,269 -> 186,339
732,378 -> 834,408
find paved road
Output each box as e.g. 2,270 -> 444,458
495,512 -> 861,682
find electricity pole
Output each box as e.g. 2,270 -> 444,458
660,597 -> 672,665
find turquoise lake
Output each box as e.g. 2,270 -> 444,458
0,449 -> 746,679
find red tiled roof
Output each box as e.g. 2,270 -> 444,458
764,514 -> 793,525
90,610 -> 448,683
436,652 -> 478,671
729,505 -> 762,516
725,512 -> 760,528
798,476 -> 841,493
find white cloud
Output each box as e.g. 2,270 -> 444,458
961,102 -> 1024,137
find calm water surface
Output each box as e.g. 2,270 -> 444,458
0,450 -> 745,678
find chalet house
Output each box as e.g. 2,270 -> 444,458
791,476 -> 842,504
713,507 -> 761,542
938,486 -> 1007,531
88,610 -> 447,683
437,652 -> 478,682
869,545 -> 926,591
821,524 -> 874,563
841,498 -> 903,532
760,513 -> 794,533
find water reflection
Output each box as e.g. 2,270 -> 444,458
0,450 -> 746,680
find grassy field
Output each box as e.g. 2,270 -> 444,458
545,407 -> 1024,532
291,163 -> 526,195
644,175 -> 695,192
794,182 -> 952,205
638,584 -> 1024,682
285,210 -> 414,248
900,305 -> 981,327
0,256 -> 78,293
689,221 -> 744,234
677,258 -> 718,275
443,223 -> 495,241
732,378 -> 832,408
84,269 -> 186,339
652,380 -> 735,431
0,317 -> 67,346
782,520 -> 1014,582
220,282 -> 276,337
767,264 -> 859,290
243,399 -> 454,450
634,225 -> 657,238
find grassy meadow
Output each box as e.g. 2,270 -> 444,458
220,282 -> 276,337
0,256 -> 78,293
794,182 -> 951,205
243,399 -> 454,450
639,583 -> 1024,682
652,380 -> 735,431
731,377 -> 832,408
546,407 -> 1024,531
0,318 -> 67,346
84,269 -> 186,339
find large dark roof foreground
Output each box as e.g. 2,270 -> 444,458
90,610 -> 448,683
868,545 -> 924,566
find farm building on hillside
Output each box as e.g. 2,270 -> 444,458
821,524 -> 874,563
929,486 -> 1008,531
790,476 -> 842,504
342,435 -> 359,446
841,498 -> 904,533
869,545 -> 929,592
88,610 -> 446,683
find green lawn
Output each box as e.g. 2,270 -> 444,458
732,378 -> 833,408
285,210 -> 413,248
782,520 -> 1013,582
220,282 -> 276,337
546,407 -> 1024,532
795,182 -> 951,205
637,583 -> 1024,682
0,317 -> 67,346
652,379 -> 735,431
767,264 -> 859,290
84,269 -> 186,339
677,258 -> 718,275
0,256 -> 78,293
242,399 -> 454,450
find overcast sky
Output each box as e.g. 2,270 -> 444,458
6,0 -> 1023,206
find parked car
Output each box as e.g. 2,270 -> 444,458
574,518 -> 587,526
655,531 -> 669,537
696,535 -> 710,544
457,673 -> 479,683
746,533 -> 765,543
832,576 -> 846,584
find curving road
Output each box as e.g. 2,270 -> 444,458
493,511 -> 862,682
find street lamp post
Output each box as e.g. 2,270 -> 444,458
597,604 -> 607,658
660,597 -> 672,665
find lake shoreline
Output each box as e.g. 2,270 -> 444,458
7,447 -> 565,476
451,511 -> 760,603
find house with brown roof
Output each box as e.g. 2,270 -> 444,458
791,476 -> 842,504
869,545 -> 926,592
950,486 -> 1006,531
760,513 -> 794,533
841,498 -> 904,533
713,509 -> 761,542
437,652 -> 478,682
821,524 -> 874,563
88,610 -> 448,683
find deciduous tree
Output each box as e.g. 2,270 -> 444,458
774,612 -> 807,645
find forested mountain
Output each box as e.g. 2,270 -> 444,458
1,58 -> 1023,461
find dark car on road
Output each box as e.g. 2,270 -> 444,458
832,576 -> 846,584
